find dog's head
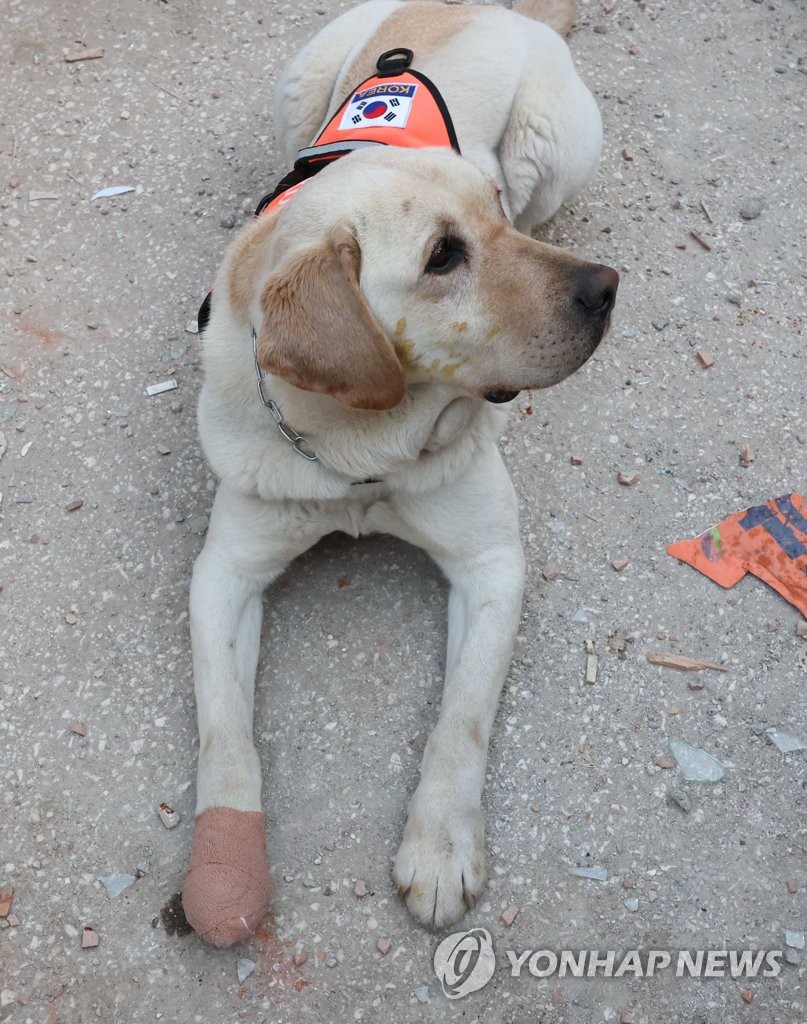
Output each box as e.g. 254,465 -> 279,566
227,147 -> 617,411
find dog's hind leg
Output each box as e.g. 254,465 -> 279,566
273,1 -> 398,164
498,18 -> 602,233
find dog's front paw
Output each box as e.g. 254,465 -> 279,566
182,807 -> 271,947
392,797 -> 486,930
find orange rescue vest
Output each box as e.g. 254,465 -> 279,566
255,48 -> 459,217
198,49 -> 458,331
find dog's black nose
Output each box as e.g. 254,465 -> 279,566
574,264 -> 619,316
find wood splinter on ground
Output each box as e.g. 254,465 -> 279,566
690,228 -> 712,251
584,654 -> 599,685
64,48 -> 105,63
647,652 -> 728,673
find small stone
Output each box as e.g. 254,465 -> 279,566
376,937 -> 392,955
622,147 -> 635,161
69,722 -> 87,737
9,177 -> 21,188
236,958 -> 256,983
325,957 -> 338,968
161,341 -> 188,363
668,787 -> 693,812
568,866 -> 608,882
185,319 -> 199,335
617,471 -> 640,486
354,880 -> 367,898
739,197 -> 764,220
696,350 -> 715,368
293,952 -> 307,967
656,755 -> 675,769
622,878 -> 635,889
157,444 -> 171,456
158,802 -> 181,829
608,630 -> 629,658
188,514 -> 209,536
726,289 -> 743,307
786,879 -> 798,894
81,925 -> 99,948
0,888 -> 14,917
414,986 -> 430,1003
739,445 -> 755,468
796,621 -> 807,638
612,556 -> 630,571
64,612 -> 78,625
766,730 -> 806,753
219,212 -> 237,229
542,564 -> 562,582
620,1012 -> 635,1024
669,739 -> 725,782
786,931 -> 806,950
500,903 -> 520,926
593,23 -> 608,33
570,454 -> 583,466
6,913 -> 19,927
623,898 -> 639,913
100,872 -> 136,899
740,989 -> 753,1004
65,499 -> 84,512
628,42 -> 640,55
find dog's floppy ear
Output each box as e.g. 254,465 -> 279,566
256,228 -> 406,411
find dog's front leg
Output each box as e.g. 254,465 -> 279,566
182,485 -> 321,947
381,450 -> 526,929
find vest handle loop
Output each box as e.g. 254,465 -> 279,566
376,48 -> 414,76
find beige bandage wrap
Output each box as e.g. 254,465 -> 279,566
182,807 -> 271,947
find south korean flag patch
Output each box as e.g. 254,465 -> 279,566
338,82 -> 418,131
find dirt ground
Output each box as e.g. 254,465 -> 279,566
1,0 -> 805,1021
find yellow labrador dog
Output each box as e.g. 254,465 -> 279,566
182,0 -> 617,946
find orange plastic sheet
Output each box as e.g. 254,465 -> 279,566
667,494 -> 807,618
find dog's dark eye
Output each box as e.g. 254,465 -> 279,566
425,236 -> 466,275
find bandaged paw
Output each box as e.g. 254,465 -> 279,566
182,807 -> 271,947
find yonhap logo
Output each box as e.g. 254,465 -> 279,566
433,928 -> 496,999
432,929 -> 784,1000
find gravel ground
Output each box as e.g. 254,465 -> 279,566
1,0 -> 805,1021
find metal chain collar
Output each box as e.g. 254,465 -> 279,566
252,326 -> 318,462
